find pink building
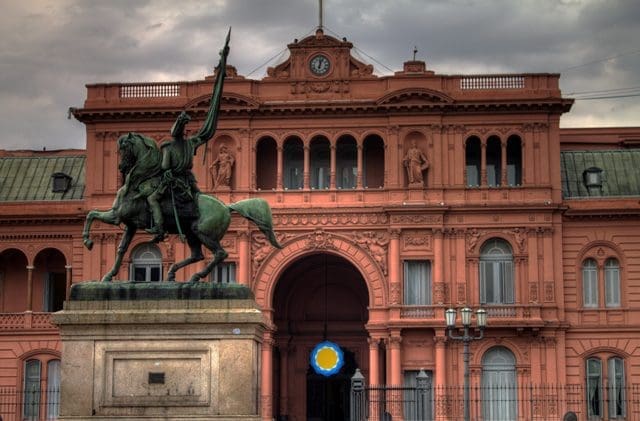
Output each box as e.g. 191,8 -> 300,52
0,29 -> 639,420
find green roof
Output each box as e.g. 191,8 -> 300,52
561,150 -> 640,198
0,155 -> 85,201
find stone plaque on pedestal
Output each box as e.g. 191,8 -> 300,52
52,282 -> 265,421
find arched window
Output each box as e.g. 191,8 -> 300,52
465,136 -> 481,187
23,357 -> 60,420
608,357 -> 626,418
482,347 -> 517,420
283,137 -> 303,190
256,136 -> 277,190
585,355 -> 627,418
506,135 -> 522,186
586,358 -> 603,418
310,136 -> 330,189
582,258 -> 598,308
605,258 -> 621,307
363,135 -> 385,188
479,239 -> 514,304
130,243 -> 162,282
486,136 -> 502,187
336,135 -> 357,189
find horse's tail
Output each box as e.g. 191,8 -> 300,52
228,198 -> 282,249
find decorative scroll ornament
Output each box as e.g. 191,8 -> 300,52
353,231 -> 389,275
305,229 -> 337,250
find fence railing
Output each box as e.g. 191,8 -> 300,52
350,375 -> 640,420
0,387 -> 59,421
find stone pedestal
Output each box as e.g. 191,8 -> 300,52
53,283 -> 265,421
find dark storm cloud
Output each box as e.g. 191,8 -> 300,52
0,0 -> 638,150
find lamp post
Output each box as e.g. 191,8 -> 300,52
446,307 -> 487,421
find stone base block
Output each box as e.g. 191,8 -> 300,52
53,297 -> 265,420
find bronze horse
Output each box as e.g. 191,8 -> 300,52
82,132 -> 281,282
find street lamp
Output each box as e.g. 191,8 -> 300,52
446,307 -> 487,421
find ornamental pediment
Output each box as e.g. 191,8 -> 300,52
265,29 -> 375,82
376,88 -> 453,105
185,92 -> 259,110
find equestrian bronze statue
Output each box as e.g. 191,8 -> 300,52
82,29 -> 281,283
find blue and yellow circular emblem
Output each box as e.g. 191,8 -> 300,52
310,341 -> 344,377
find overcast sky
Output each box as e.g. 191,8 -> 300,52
1,0 -> 639,150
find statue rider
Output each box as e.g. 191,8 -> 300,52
145,112 -> 200,241
145,30 -> 231,242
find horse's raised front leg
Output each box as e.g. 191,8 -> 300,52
189,239 -> 228,283
83,209 -> 119,250
101,224 -> 135,282
166,235 -> 204,282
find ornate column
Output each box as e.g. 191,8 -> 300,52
237,231 -> 250,286
433,229 -> 444,304
260,330 -> 275,421
251,144 -> 257,190
303,144 -> 310,190
388,229 -> 401,305
368,336 -> 381,385
356,143 -> 363,189
329,144 -> 336,189
276,145 -> 283,190
26,265 -> 34,311
501,140 -> 508,186
480,140 -> 487,186
388,332 -> 403,419
434,332 -> 448,420
279,343 -> 290,418
65,265 -> 72,301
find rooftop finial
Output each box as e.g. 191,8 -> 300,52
413,46 -> 418,61
319,0 -> 323,29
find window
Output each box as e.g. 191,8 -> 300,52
608,357 -> 625,418
486,136 -> 502,187
336,136 -> 357,189
283,137 -> 303,190
582,256 -> 622,308
482,347 -> 517,420
210,262 -> 236,284
465,136 -> 481,187
403,261 -> 431,305
43,272 -> 66,312
582,259 -> 598,308
506,135 -> 522,186
586,356 -> 627,418
310,136 -> 330,189
23,358 -> 60,420
479,239 -> 514,305
363,135 -> 385,188
256,136 -> 277,190
130,243 -> 162,282
605,258 -> 621,307
403,370 -> 433,420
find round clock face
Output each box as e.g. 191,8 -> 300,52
309,54 -> 330,76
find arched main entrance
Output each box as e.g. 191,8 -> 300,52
272,253 -> 369,421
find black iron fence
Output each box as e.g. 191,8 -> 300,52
0,387 -> 59,421
350,375 -> 640,420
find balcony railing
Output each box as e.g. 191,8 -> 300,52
399,305 -> 542,322
0,313 -> 57,331
120,83 -> 181,98
460,76 -> 526,90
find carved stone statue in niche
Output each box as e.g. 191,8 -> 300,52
210,144 -> 235,189
402,139 -> 429,186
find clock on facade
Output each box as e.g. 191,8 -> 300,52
309,54 -> 331,76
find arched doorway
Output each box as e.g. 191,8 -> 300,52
272,253 -> 369,421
